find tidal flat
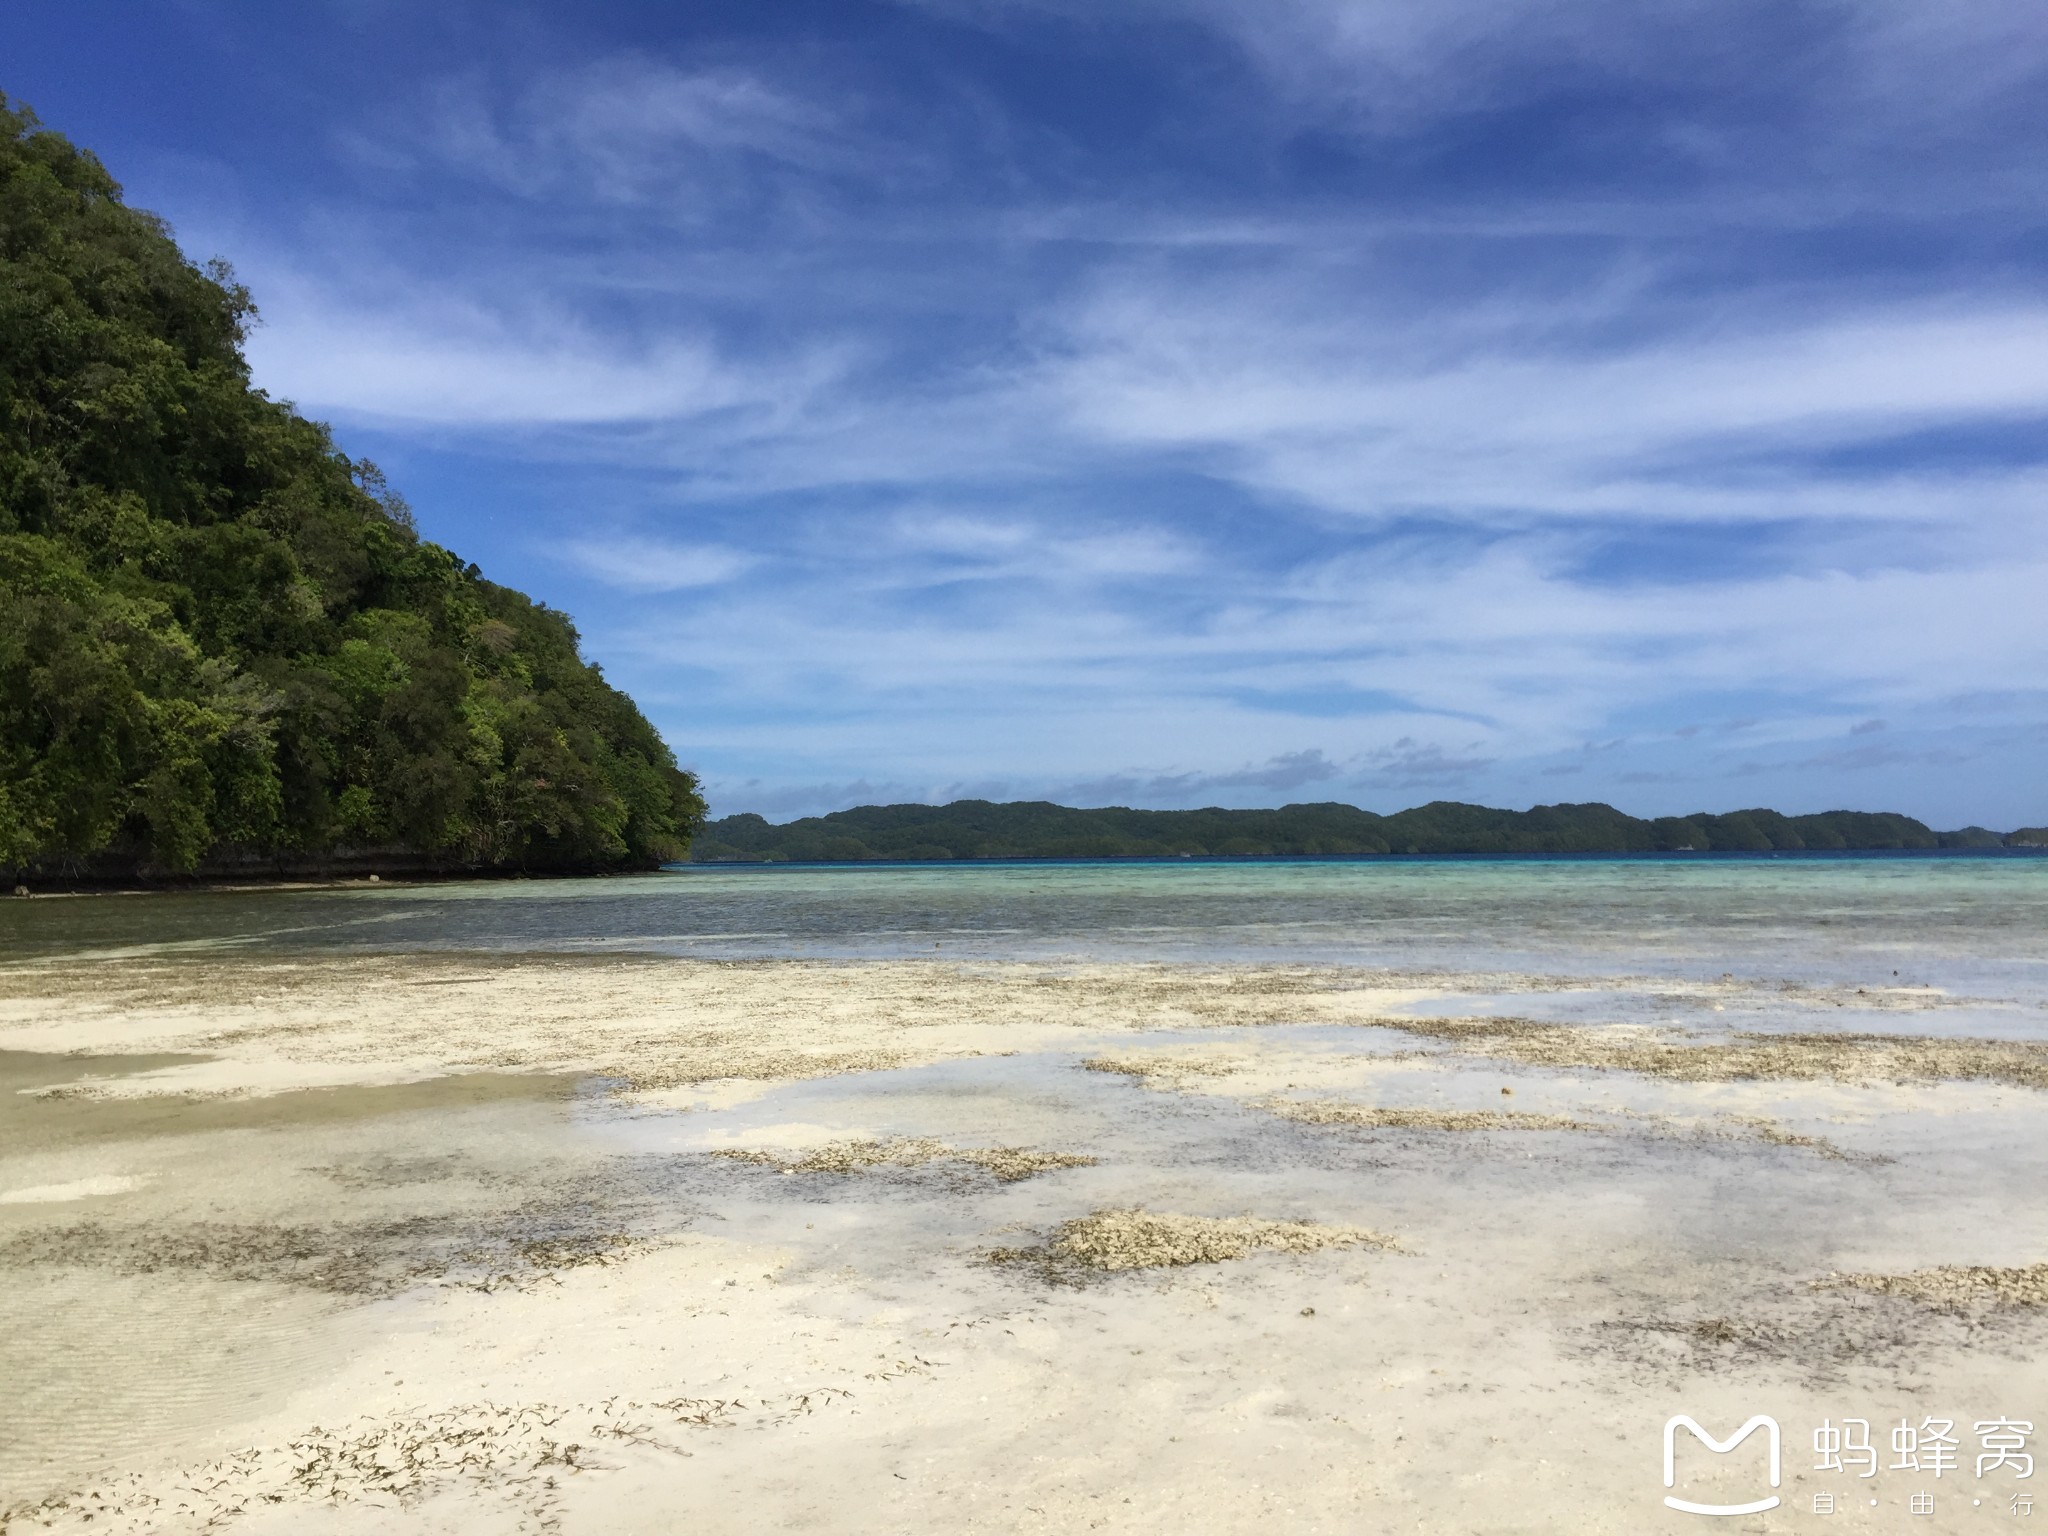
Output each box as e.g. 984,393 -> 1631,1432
2,859 -> 2046,1533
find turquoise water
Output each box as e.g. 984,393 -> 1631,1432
5,857 -> 2045,991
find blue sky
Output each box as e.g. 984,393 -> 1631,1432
8,1 -> 2047,827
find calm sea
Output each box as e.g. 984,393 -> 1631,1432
4,856 -> 2045,993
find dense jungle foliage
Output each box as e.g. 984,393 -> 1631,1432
694,799 -> 2033,862
0,99 -> 704,877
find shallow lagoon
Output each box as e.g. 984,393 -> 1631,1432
9,854 -> 2048,979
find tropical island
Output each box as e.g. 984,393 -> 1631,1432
0,99 -> 704,882
694,799 -> 2046,861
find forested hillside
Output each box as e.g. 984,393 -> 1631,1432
0,99 -> 703,878
693,799 -> 2033,862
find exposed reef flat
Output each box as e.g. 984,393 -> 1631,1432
4,945 -> 2047,1533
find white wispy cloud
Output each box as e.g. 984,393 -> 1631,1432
162,9 -> 2048,827
883,512 -> 1206,582
1037,278 -> 2048,526
241,272 -> 848,427
619,512 -> 2048,824
362,56 -> 869,205
559,537 -> 757,592
919,0 -> 2048,175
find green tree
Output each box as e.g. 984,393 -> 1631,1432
0,98 -> 703,877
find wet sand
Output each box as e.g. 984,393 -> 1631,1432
2,950 -> 2047,1532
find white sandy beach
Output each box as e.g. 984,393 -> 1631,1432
3,948 -> 2047,1533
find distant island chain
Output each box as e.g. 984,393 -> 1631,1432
693,800 -> 2048,862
